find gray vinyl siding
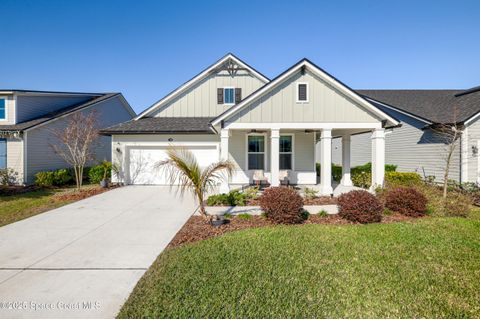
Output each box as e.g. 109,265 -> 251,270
16,95 -> 96,123
151,70 -> 265,117
0,95 -> 16,125
6,137 -> 24,182
227,70 -> 381,124
466,117 -> 480,182
329,108 -> 461,182
24,96 -> 134,183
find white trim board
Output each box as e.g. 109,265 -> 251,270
211,59 -> 400,127
135,54 -> 269,120
225,122 -> 382,130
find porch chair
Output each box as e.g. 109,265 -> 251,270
252,170 -> 269,189
279,170 -> 290,186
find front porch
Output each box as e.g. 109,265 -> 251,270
220,124 -> 386,196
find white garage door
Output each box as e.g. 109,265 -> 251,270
127,145 -> 219,185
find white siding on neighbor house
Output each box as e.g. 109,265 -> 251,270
227,70 -> 382,124
6,137 -> 24,182
0,95 -> 16,125
151,70 -> 265,118
24,96 -> 134,184
328,108 -> 461,182
16,95 -> 96,123
466,117 -> 480,183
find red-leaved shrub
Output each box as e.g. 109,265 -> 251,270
337,190 -> 383,223
385,187 -> 427,217
259,187 -> 304,224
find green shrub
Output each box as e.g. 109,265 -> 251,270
303,187 -> 318,199
243,186 -> 259,200
317,210 -> 328,217
0,168 -> 19,186
352,171 -> 372,188
89,162 -> 112,184
237,213 -> 252,220
315,163 -> 342,181
35,168 -> 72,187
206,190 -> 247,206
385,172 -> 422,187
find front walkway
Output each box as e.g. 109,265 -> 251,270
0,186 -> 195,319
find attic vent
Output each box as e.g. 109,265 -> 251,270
297,83 -> 308,102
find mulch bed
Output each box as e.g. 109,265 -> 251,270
53,185 -> 118,201
168,212 -> 421,249
0,185 -> 41,196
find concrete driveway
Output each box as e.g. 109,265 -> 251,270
0,186 -> 195,319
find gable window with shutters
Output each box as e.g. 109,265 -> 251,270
217,88 -> 242,105
296,83 -> 309,103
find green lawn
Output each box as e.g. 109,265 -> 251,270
118,216 -> 480,318
0,186 -> 97,227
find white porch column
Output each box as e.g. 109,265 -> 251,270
340,135 -> 353,186
371,128 -> 385,189
320,129 -> 333,195
270,129 -> 280,187
219,129 -> 230,193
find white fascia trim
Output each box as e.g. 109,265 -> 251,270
212,60 -> 400,127
24,94 -> 120,132
135,54 -> 269,120
364,97 -> 432,125
463,111 -> 480,126
225,122 -> 382,130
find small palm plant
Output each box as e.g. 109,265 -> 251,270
157,147 -> 235,220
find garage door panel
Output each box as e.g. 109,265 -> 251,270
127,146 -> 218,185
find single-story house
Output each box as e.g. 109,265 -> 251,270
328,88 -> 480,184
101,54 -> 400,195
0,90 -> 136,184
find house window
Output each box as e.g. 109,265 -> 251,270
0,138 -> 6,169
280,135 -> 293,170
0,99 -> 5,120
247,135 -> 265,170
297,83 -> 308,102
224,88 -> 235,104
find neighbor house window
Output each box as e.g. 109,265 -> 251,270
279,135 -> 293,170
297,83 -> 308,102
0,139 -> 6,169
247,135 -> 265,170
0,99 -> 5,120
217,88 -> 242,105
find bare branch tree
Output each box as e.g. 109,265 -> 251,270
51,111 -> 100,190
429,106 -> 463,199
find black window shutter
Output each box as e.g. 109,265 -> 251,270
217,88 -> 224,104
298,84 -> 307,101
235,88 -> 242,103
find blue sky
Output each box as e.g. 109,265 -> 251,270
1,0 -> 479,113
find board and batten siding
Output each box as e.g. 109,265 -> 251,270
227,70 -> 382,124
151,70 -> 265,118
6,138 -> 24,182
0,95 -> 16,125
16,95 -> 95,123
24,96 -> 134,183
329,108 -> 461,182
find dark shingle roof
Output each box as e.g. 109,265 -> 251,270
357,89 -> 480,124
0,93 -> 119,132
100,117 -> 215,134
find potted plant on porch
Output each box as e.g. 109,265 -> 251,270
99,160 -> 112,188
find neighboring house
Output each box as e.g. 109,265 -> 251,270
101,54 -> 399,195
0,90 -> 136,184
328,88 -> 480,183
